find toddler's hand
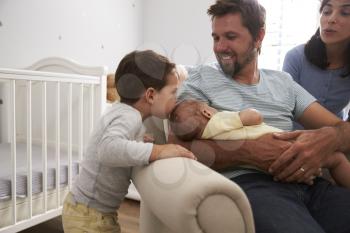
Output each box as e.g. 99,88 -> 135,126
150,144 -> 197,162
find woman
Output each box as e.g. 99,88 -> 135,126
283,0 -> 350,123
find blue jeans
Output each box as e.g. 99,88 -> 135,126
232,173 -> 350,233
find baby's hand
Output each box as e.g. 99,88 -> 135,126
239,108 -> 263,126
143,133 -> 155,143
149,144 -> 197,162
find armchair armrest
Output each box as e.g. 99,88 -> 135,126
132,157 -> 255,233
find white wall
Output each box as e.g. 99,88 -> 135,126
142,0 -> 320,70
0,84 -> 4,142
0,0 -> 143,71
0,0 -> 144,142
0,0 -> 322,142
142,0 -> 216,66
259,0 -> 319,70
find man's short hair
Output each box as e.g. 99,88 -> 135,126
207,0 -> 266,42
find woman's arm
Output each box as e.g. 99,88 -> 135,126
325,152 -> 350,189
270,103 -> 350,182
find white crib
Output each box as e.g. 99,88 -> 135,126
0,57 -> 107,233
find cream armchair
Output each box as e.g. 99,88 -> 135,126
132,157 -> 255,233
112,66 -> 255,232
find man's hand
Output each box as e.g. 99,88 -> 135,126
244,133 -> 292,171
269,127 -> 339,183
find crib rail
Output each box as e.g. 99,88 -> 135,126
0,67 -> 106,233
0,68 -> 101,84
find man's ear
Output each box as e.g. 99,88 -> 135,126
145,87 -> 156,104
201,108 -> 213,119
255,27 -> 265,53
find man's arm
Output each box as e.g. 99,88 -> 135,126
298,101 -> 342,129
168,131 -> 292,172
269,102 -> 350,182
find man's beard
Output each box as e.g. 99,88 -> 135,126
219,60 -> 241,77
217,43 -> 256,77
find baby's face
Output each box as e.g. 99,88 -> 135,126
150,70 -> 179,119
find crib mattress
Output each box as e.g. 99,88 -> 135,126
0,187 -> 69,228
0,143 -> 79,201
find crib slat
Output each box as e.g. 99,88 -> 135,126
0,64 -> 107,233
10,80 -> 17,224
68,83 -> 73,190
42,82 -> 48,212
89,84 -> 94,133
79,84 -> 84,162
55,82 -> 61,207
99,75 -> 107,117
26,80 -> 33,218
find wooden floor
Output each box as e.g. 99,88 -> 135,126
19,199 -> 141,233
119,199 -> 140,233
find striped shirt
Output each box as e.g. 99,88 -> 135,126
177,63 -> 316,178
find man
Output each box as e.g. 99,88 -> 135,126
170,0 -> 350,232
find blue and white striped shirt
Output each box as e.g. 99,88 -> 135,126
177,63 -> 316,178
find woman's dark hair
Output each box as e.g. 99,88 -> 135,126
207,0 -> 266,53
115,50 -> 176,104
304,0 -> 350,77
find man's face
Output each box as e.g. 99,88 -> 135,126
211,13 -> 257,76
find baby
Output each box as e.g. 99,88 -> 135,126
169,99 -> 282,141
170,99 -> 350,188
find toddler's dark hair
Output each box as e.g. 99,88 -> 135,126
115,50 -> 176,104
